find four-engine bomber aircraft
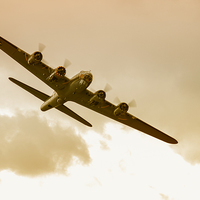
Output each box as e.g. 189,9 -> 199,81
0,36 -> 178,144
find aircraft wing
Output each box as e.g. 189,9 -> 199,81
1,36 -> 177,143
9,77 -> 92,127
71,89 -> 178,144
0,36 -> 70,91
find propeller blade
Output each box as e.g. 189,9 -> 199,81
113,97 -> 121,105
113,97 -> 137,107
89,83 -> 112,95
38,43 -> 46,52
104,83 -> 112,93
128,99 -> 137,108
63,59 -> 71,68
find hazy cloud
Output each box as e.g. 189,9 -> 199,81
160,193 -> 170,200
99,140 -> 110,150
86,176 -> 102,187
0,112 -> 91,177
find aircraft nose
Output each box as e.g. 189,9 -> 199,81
84,73 -> 93,83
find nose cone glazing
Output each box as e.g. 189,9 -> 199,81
84,73 -> 93,83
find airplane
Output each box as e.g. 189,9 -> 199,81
0,36 -> 178,144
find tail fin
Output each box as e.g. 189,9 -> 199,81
9,77 -> 92,127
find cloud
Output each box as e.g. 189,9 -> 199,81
86,177 -> 102,187
99,140 -> 110,150
160,193 -> 170,200
0,111 -> 91,177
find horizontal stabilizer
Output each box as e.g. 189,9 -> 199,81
9,77 -> 49,101
9,77 -> 92,127
56,105 -> 92,127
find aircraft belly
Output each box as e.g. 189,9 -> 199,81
40,93 -> 63,111
60,79 -> 89,101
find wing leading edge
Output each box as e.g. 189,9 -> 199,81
9,77 -> 92,127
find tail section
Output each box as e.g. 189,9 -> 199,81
9,77 -> 92,127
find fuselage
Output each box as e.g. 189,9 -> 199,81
40,71 -> 93,111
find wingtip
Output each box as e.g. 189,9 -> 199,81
168,138 -> 178,144
172,139 -> 178,144
8,77 -> 17,83
8,77 -> 14,82
87,122 -> 93,127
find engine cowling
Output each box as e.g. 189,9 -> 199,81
28,51 -> 43,65
114,103 -> 129,116
46,66 -> 66,82
89,90 -> 106,104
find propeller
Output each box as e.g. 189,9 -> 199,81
38,43 -> 46,52
63,59 -> 71,68
128,99 -> 137,108
90,83 -> 112,94
104,83 -> 112,93
114,97 -> 137,108
37,43 -> 49,65
113,97 -> 121,105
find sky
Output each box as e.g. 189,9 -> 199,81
0,0 -> 200,199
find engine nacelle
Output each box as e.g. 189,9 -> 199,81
28,51 -> 43,65
46,66 -> 66,82
114,103 -> 129,116
89,90 -> 106,104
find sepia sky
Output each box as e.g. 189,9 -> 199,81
0,0 -> 200,199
